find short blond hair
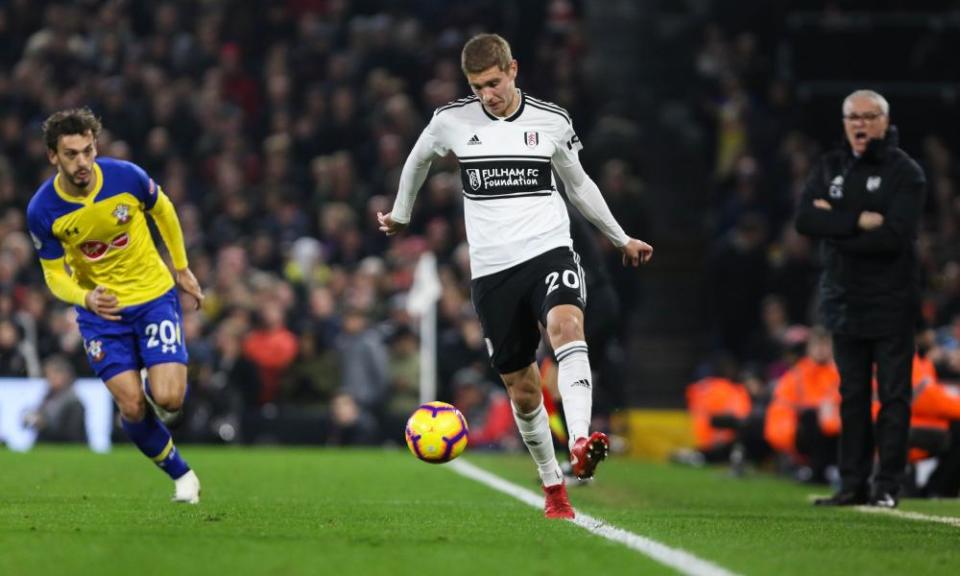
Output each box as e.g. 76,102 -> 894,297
461,33 -> 513,75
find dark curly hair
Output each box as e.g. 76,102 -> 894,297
41,107 -> 102,152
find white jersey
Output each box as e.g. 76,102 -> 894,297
392,90 -> 629,279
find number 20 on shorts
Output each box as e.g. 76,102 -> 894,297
544,270 -> 580,295
145,320 -> 182,352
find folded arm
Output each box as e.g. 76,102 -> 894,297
831,166 -> 925,254
794,159 -> 859,238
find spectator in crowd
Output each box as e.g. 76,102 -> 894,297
744,295 -> 792,378
281,329 -> 340,407
452,367 -> 517,451
908,330 -> 960,498
706,212 -> 769,360
733,365 -> 773,474
0,318 -> 29,376
243,299 -> 299,406
682,353 -> 751,464
337,306 -> 389,419
326,392 -> 380,446
764,326 -> 841,484
383,324 -> 421,442
797,90 -> 926,508
22,355 -> 87,444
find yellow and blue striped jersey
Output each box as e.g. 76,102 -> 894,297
27,158 -> 177,307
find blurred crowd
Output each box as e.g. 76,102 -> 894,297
3,1 -> 959,459
693,4 -> 960,386
1,0 -> 639,447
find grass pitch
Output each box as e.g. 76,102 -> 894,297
1,446 -> 958,576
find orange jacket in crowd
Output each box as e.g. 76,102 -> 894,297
764,357 -> 841,458
909,354 -> 960,461
869,354 -> 960,461
686,377 -> 751,451
243,327 -> 299,405
911,354 -> 960,428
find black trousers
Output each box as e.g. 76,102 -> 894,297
833,331 -> 913,496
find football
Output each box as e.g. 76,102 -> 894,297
404,401 -> 470,463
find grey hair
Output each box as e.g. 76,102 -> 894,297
843,90 -> 889,116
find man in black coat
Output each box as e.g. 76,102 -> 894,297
795,90 -> 926,508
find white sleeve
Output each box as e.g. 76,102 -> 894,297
391,115 -> 447,224
552,124 -> 630,247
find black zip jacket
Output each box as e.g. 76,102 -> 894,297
795,126 -> 926,337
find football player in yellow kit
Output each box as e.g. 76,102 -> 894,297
27,108 -> 203,503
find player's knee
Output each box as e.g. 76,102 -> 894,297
152,382 -> 184,411
504,371 -> 542,413
547,312 -> 583,345
510,386 -> 542,414
117,395 -> 147,421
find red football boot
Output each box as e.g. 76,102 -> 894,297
570,432 -> 609,479
543,482 -> 575,519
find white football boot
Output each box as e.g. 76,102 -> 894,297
173,470 -> 201,504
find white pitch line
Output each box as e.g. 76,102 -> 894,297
853,505 -> 960,527
449,459 -> 741,576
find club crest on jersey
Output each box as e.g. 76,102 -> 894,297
112,203 -> 131,224
86,339 -> 105,362
524,131 -> 539,148
829,175 -> 844,199
866,176 -> 881,192
467,169 -> 482,191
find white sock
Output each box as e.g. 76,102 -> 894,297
512,401 -> 563,487
555,340 -> 592,450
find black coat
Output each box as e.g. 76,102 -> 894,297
795,126 -> 926,337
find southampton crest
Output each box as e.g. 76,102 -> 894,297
113,203 -> 131,224
86,339 -> 105,362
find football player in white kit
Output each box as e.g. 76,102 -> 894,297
378,33 -> 653,519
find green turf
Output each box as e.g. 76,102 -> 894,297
473,454 -> 960,575
1,447 -> 958,576
0,447 -> 666,576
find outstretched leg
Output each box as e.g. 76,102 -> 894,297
105,369 -> 198,503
